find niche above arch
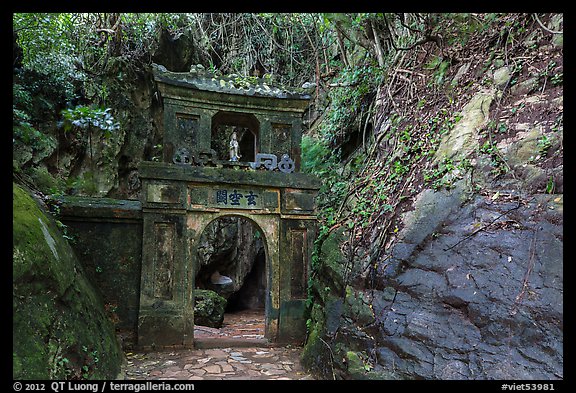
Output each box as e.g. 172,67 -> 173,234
211,111 -> 260,163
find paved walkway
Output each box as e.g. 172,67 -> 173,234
122,310 -> 316,380
123,346 -> 315,380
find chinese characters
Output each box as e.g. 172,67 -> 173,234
215,189 -> 258,207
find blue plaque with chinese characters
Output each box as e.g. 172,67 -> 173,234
187,184 -> 279,212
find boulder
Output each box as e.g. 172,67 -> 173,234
434,89 -> 495,162
493,66 -> 511,89
13,183 -> 124,380
194,289 -> 227,328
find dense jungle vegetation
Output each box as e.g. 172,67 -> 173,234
14,12 -> 532,232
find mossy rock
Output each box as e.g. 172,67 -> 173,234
316,226 -> 348,299
434,89 -> 495,162
345,350 -> 400,380
193,289 -> 227,328
301,312 -> 332,378
13,183 -> 123,380
344,286 -> 375,327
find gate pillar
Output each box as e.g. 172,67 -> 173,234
137,179 -> 194,347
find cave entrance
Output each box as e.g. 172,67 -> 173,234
193,215 -> 268,345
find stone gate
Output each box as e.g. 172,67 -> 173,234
137,65 -> 320,347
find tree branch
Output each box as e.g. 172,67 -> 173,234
370,19 -> 386,68
383,13 -> 442,52
533,13 -> 563,34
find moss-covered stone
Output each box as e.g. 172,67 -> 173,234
344,286 -> 375,327
315,227 -> 348,299
345,351 -> 366,375
29,165 -> 66,195
301,303 -> 333,378
57,195 -> 143,335
301,226 -> 350,378
345,350 -> 400,380
13,183 -> 124,380
434,89 -> 495,162
193,289 -> 227,328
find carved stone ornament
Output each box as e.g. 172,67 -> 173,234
196,149 -> 218,166
171,148 -> 295,173
249,153 -> 278,170
278,154 -> 295,173
173,147 -> 192,165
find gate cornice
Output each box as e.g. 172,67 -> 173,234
139,161 -> 321,191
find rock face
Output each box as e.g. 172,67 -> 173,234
303,14 -> 563,380
373,188 -> 562,379
195,216 -> 265,307
304,184 -> 563,380
13,183 -> 124,380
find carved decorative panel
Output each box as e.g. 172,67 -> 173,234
153,223 -> 175,300
290,229 -> 307,299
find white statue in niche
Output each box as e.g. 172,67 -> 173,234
229,130 -> 241,161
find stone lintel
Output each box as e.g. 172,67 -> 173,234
139,161 -> 321,191
57,196 -> 142,221
158,83 -> 310,115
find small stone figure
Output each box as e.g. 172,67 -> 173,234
229,130 -> 241,161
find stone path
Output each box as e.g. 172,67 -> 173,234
194,309 -> 266,341
122,309 -> 315,380
123,346 -> 315,380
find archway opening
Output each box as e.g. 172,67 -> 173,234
194,215 -> 267,343
225,248 -> 266,312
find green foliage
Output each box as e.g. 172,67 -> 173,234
14,14 -> 85,100
320,63 -> 382,145
423,157 -> 472,191
13,117 -> 46,147
13,80 -> 55,150
302,135 -> 335,176
537,134 -> 552,157
230,74 -> 260,89
54,356 -> 72,379
550,72 -> 563,86
479,140 -> 507,176
439,13 -> 486,46
302,135 -> 348,225
60,106 -> 119,138
425,55 -> 450,86
67,172 -> 98,196
546,176 -> 555,194
485,120 -> 508,135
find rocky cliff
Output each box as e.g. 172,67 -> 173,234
302,13 -> 563,380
